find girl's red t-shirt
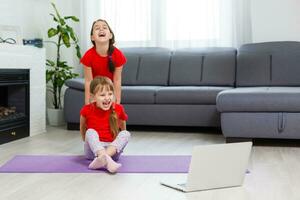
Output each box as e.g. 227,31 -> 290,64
80,47 -> 126,80
80,103 -> 128,142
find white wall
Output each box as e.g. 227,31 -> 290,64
251,0 -> 300,42
0,0 -> 43,39
0,0 -> 82,75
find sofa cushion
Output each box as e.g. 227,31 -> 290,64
121,47 -> 171,86
121,53 -> 139,85
217,87 -> 300,112
156,86 -> 233,104
122,86 -> 162,104
236,53 -> 271,86
169,48 -> 236,86
237,41 -> 300,86
65,78 -> 84,91
272,53 -> 300,85
136,53 -> 171,85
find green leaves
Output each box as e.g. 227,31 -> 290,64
64,16 -> 79,22
51,2 -> 64,25
48,28 -> 58,38
66,25 -> 76,41
75,45 -> 81,60
48,3 -> 80,48
46,2 -> 81,109
46,59 -> 79,109
50,14 -> 58,22
46,59 -> 55,66
62,31 -> 70,47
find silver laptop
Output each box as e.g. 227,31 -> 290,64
160,142 -> 252,192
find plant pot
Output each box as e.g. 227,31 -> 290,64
47,108 -> 65,126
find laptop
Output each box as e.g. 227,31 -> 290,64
160,142 -> 252,192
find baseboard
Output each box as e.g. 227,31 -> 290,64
67,123 -> 79,130
225,137 -> 253,143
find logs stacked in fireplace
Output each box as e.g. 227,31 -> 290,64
0,106 -> 16,117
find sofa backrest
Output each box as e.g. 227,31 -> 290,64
237,41 -> 300,86
121,47 -> 171,86
122,47 -> 236,86
169,48 -> 236,86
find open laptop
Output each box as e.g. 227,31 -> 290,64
160,142 -> 252,192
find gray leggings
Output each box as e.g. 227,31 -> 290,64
84,128 -> 131,161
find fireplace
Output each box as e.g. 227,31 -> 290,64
0,69 -> 29,144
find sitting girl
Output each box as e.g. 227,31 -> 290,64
80,76 -> 131,173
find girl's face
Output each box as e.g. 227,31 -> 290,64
91,21 -> 112,44
93,86 -> 114,111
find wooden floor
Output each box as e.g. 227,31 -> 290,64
0,126 -> 300,200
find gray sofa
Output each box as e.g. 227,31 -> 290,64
64,41 -> 300,141
64,47 -> 236,129
217,41 -> 300,141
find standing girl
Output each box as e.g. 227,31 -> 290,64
81,19 -> 126,104
80,76 -> 131,173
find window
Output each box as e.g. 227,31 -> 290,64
83,0 -> 251,48
165,0 -> 220,41
99,0 -> 151,42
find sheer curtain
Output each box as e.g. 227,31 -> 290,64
80,0 -> 252,50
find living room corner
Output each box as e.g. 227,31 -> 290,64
0,0 -> 300,199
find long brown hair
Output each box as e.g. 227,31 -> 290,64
90,76 -> 119,138
90,19 -> 116,73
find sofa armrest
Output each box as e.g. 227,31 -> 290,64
65,78 -> 85,91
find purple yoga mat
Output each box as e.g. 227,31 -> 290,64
0,155 -> 191,173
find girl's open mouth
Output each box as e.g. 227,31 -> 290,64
102,100 -> 111,108
98,33 -> 106,37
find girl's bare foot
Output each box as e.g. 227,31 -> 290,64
105,154 -> 121,173
88,154 -> 107,169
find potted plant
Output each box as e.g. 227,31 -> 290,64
46,2 -> 81,126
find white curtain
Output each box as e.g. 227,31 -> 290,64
80,0 -> 252,51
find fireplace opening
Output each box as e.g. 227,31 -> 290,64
0,69 -> 29,144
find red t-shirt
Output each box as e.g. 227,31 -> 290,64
80,47 -> 126,80
80,103 -> 128,142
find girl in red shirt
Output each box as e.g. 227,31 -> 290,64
80,76 -> 131,173
81,19 -> 126,105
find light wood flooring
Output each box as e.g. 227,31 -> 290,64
0,126 -> 300,200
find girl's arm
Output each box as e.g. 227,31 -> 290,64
80,115 -> 87,141
84,66 -> 93,105
113,66 -> 123,104
119,120 -> 126,131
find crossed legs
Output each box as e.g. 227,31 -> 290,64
84,129 -> 131,173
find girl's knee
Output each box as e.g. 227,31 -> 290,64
86,128 -> 97,135
85,129 -> 98,140
119,130 -> 131,140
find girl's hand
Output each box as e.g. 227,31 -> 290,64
113,67 -> 123,104
119,120 -> 126,131
84,66 -> 93,105
80,115 -> 87,141
81,133 -> 86,142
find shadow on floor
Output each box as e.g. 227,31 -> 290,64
226,137 -> 300,147
252,138 -> 300,147
127,125 -> 222,135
